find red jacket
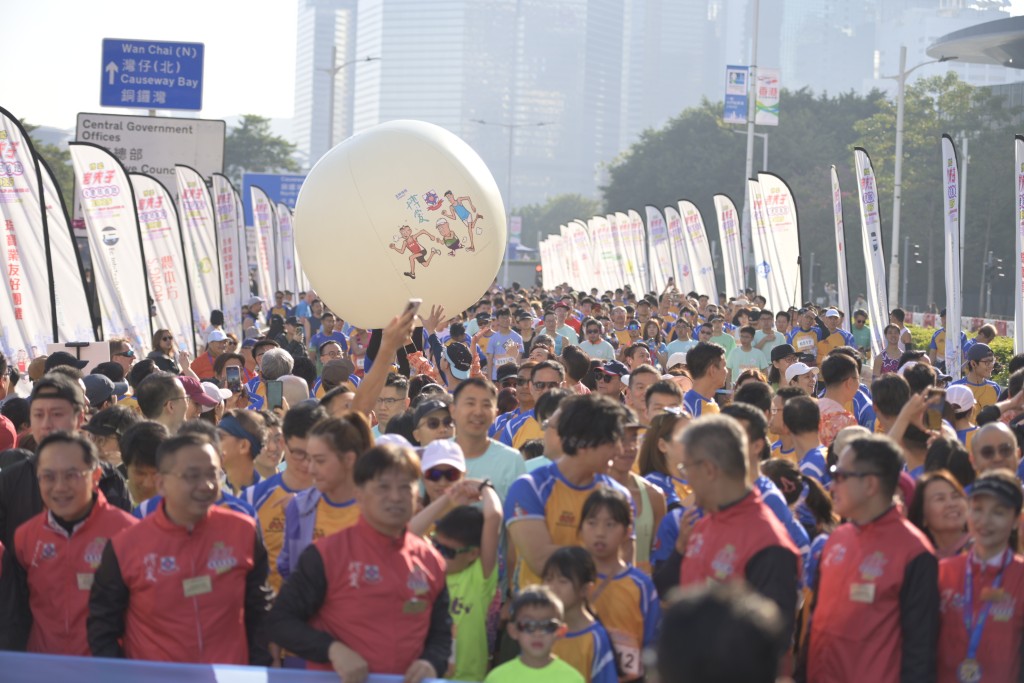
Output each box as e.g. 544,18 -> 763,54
88,502 -> 271,665
806,507 -> 937,683
9,491 -> 135,654
680,490 -> 801,641
937,552 -> 1024,683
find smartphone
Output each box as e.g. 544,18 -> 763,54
926,388 -> 946,431
225,365 -> 242,393
404,298 -> 423,318
266,380 -> 284,411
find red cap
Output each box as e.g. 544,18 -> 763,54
0,415 -> 17,451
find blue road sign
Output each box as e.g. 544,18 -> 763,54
101,38 -> 204,111
242,173 -> 307,226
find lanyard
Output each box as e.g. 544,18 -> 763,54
963,548 -> 1013,661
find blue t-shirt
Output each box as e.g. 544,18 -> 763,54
309,330 -> 349,354
485,331 -> 524,379
683,388 -> 719,417
133,491 -> 256,519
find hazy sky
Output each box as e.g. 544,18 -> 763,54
1,0 -> 297,129
5,0 -> 1024,131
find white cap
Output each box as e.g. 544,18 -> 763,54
420,439 -> 466,473
207,329 -> 229,343
824,309 -> 841,318
376,433 -> 413,449
785,362 -> 819,384
667,352 -> 688,369
200,382 -> 232,413
946,384 -> 977,412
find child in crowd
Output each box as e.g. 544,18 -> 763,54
578,488 -> 661,682
542,547 -> 618,683
433,490 -> 502,682
484,585 -> 583,683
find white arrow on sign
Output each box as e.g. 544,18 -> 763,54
105,61 -> 118,85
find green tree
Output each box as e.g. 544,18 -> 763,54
21,121 -> 75,212
224,115 -> 300,187
601,89 -> 888,300
853,73 -> 1019,316
515,193 -> 603,249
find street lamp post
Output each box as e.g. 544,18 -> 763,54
318,48 -> 380,152
732,130 -> 768,171
740,0 -> 761,286
884,45 -> 955,308
471,118 -> 551,287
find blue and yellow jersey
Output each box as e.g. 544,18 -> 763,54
500,409 -> 544,450
816,329 -> 855,361
552,620 -> 618,683
929,328 -> 968,358
489,407 -> 520,438
651,508 -> 683,566
956,426 -> 978,451
244,473 -> 306,593
591,567 -> 661,680
787,327 -> 823,361
683,389 -> 719,417
246,376 -> 266,410
950,377 -> 1001,420
770,439 -> 797,464
313,494 -> 360,541
643,471 -> 691,509
504,464 -> 631,591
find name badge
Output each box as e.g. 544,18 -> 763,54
77,572 -> 94,591
402,598 -> 427,614
849,583 -> 876,603
183,575 -> 213,598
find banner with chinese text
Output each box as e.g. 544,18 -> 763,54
853,148 -> 888,356
212,173 -> 244,337
713,194 -> 744,298
724,65 -> 749,125
129,173 -> 194,355
1015,136 -> 1024,355
941,135 -> 962,380
678,200 -> 719,303
644,205 -> 672,292
0,109 -> 70,363
275,202 -> 297,296
664,205 -> 696,293
755,68 -> 780,126
69,142 -> 152,354
250,185 -> 276,303
830,166 -> 851,331
175,165 -> 220,345
756,172 -> 802,311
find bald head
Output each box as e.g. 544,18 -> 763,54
970,422 -> 1020,475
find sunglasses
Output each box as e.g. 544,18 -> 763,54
978,444 -> 1016,460
829,465 -> 881,483
430,535 -> 476,560
596,373 -> 619,382
515,619 -> 562,635
424,467 -> 462,482
854,319 -> 867,324
500,378 -> 518,388
421,416 -> 454,430
114,350 -> 135,358
532,381 -> 560,391
162,336 -> 174,342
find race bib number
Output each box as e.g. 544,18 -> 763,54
610,628 -> 642,678
183,575 -> 213,598
795,336 -> 814,352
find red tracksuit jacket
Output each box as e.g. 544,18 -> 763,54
88,503 -> 268,664
11,491 -> 136,654
806,507 -> 938,683
937,552 -> 1024,683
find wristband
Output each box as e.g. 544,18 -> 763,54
478,478 -> 494,492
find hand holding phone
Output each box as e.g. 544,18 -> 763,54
266,380 -> 284,411
925,388 -> 946,431
225,365 -> 242,393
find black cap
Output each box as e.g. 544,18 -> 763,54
770,344 -> 798,362
285,316 -> 300,327
970,473 -> 1024,513
496,363 -> 520,382
30,374 -> 86,409
413,398 -> 451,425
45,351 -> 88,372
82,405 -> 138,438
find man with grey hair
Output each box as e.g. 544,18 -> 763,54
248,348 -> 294,410
673,414 -> 800,644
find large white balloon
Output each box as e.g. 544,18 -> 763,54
294,120 -> 507,329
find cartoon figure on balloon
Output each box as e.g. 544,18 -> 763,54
441,190 -> 483,252
390,224 -> 442,279
434,217 -> 464,257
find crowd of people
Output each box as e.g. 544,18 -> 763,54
0,281 -> 1022,683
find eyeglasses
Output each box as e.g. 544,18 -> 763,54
421,416 -> 454,430
977,444 -> 1016,460
376,396 -> 404,406
114,349 -> 136,358
586,329 -> 601,335
321,350 -> 343,359
162,468 -> 221,486
430,535 -> 476,560
168,395 -> 190,404
515,619 -> 562,635
532,381 -> 560,391
516,377 -> 531,386
424,467 -> 463,482
977,358 -> 996,366
829,465 -> 882,483
161,336 -> 174,342
854,319 -> 867,324
38,468 -> 95,486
